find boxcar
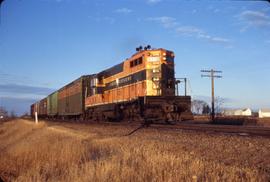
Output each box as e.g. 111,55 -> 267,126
30,104 -> 35,118
31,102 -> 40,117
39,98 -> 47,117
47,91 -> 58,116
58,75 -> 92,118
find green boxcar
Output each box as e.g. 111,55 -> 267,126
47,91 -> 58,116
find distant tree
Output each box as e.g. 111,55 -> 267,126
192,100 -> 209,115
192,97 -> 225,115
21,112 -> 29,118
202,104 -> 211,114
192,100 -> 202,114
215,96 -> 225,114
9,110 -> 17,118
0,107 -> 8,118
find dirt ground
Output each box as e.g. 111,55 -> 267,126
0,119 -> 269,182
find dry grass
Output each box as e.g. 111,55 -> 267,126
0,119 -> 269,182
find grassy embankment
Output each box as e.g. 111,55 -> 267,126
0,119 -> 269,181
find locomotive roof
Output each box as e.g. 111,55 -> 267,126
58,74 -> 94,91
97,48 -> 172,79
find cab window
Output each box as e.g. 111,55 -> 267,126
130,57 -> 143,68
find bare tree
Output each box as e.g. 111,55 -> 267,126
202,104 -> 211,114
192,100 -> 210,115
215,96 -> 225,115
0,106 -> 8,119
9,110 -> 17,119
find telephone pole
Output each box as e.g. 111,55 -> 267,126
201,69 -> 222,122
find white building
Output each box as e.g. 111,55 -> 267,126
258,109 -> 270,118
222,108 -> 252,116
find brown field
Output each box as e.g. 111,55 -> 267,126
194,115 -> 270,127
0,119 -> 270,182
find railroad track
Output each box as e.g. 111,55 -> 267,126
149,123 -> 270,137
27,118 -> 270,137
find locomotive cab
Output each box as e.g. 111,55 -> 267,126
145,49 -> 176,97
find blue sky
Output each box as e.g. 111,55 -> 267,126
0,0 -> 270,115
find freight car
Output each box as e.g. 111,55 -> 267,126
31,46 -> 193,123
58,75 -> 92,119
47,91 -> 58,117
31,98 -> 47,118
30,104 -> 35,117
39,98 -> 47,117
31,102 -> 39,117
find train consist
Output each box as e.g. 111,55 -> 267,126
31,47 -> 193,123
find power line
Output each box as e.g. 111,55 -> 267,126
201,69 -> 222,122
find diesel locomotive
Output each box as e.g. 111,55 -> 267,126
31,46 -> 193,123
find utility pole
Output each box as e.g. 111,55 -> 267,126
201,69 -> 222,122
